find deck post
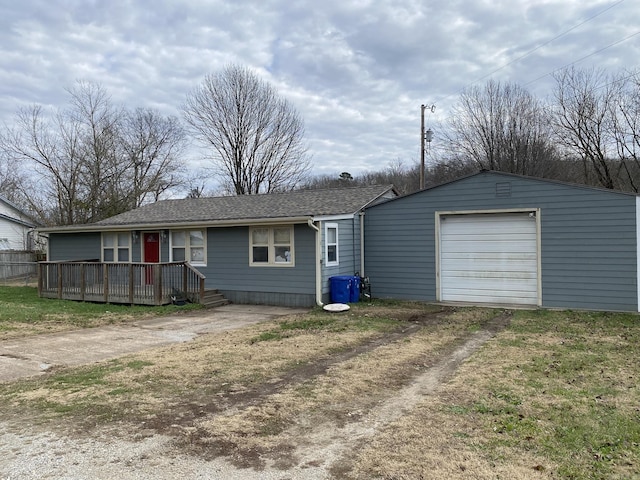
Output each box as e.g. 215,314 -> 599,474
57,263 -> 62,299
199,276 -> 205,303
154,264 -> 162,305
183,262 -> 188,294
103,264 -> 109,303
128,264 -> 134,304
80,263 -> 86,302
37,263 -> 43,297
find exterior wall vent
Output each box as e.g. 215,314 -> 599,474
496,182 -> 512,197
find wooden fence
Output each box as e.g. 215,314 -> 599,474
38,261 -> 205,306
0,251 -> 37,282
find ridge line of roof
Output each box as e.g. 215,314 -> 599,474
152,183 -> 395,203
46,184 -> 397,231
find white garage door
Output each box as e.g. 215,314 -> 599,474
439,212 -> 539,306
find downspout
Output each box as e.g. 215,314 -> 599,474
307,219 -> 324,306
26,227 -> 36,252
360,211 -> 365,277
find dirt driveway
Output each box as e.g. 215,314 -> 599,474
0,306 -> 513,479
0,304 -> 309,382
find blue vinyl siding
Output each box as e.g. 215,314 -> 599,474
364,172 -> 638,312
321,217 -> 360,295
132,238 -> 142,262
161,234 -> 169,262
48,225 -> 317,307
199,224 -> 316,307
49,231 -> 152,263
49,233 -> 102,261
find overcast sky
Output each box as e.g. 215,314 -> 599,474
0,0 -> 638,182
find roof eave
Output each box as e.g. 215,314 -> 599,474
39,216 -> 315,234
0,213 -> 37,229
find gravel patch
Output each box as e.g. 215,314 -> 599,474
0,421 -> 330,480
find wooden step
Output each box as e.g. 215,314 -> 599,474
200,289 -> 229,308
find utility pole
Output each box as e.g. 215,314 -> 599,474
420,104 -> 435,190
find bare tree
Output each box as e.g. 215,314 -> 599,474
609,69 -> 640,191
0,104 -> 84,224
0,81 -> 187,225
301,159 -> 421,195
360,159 -> 420,195
68,81 -> 122,221
446,80 -> 559,177
0,145 -> 33,217
552,67 -> 620,189
299,173 -> 351,190
182,64 -> 310,195
119,108 -> 187,208
425,155 -> 479,187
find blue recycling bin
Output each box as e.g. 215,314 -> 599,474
350,276 -> 360,303
330,275 -> 352,303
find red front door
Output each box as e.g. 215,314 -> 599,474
143,232 -> 160,263
143,232 -> 160,284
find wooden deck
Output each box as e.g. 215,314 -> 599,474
38,261 -> 205,306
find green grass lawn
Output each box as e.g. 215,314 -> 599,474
422,309 -> 640,479
0,286 -> 202,337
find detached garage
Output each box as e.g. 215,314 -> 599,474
364,171 -> 640,312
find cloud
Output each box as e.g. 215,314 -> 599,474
0,0 -> 638,182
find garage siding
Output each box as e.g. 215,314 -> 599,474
365,199 -> 436,300
364,172 -> 638,311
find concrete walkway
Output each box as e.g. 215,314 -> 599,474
0,304 -> 308,383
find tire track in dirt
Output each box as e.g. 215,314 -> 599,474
165,309 -> 511,477
281,312 -> 512,476
146,308 -> 455,434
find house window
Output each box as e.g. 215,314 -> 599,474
250,226 -> 294,266
103,232 -> 130,263
325,223 -> 339,266
170,229 -> 206,266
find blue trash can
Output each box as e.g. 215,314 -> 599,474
330,275 -> 352,303
350,276 -> 360,303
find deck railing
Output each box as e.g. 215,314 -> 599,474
37,261 -> 206,306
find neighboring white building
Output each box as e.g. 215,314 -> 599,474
0,195 -> 39,251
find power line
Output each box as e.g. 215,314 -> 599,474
432,0 -> 626,106
594,69 -> 640,92
471,0 -> 625,87
523,29 -> 640,86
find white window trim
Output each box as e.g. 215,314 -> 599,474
249,225 -> 295,267
325,223 -> 339,266
169,229 -> 207,266
102,232 -> 131,263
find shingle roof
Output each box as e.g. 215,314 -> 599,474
94,184 -> 395,227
